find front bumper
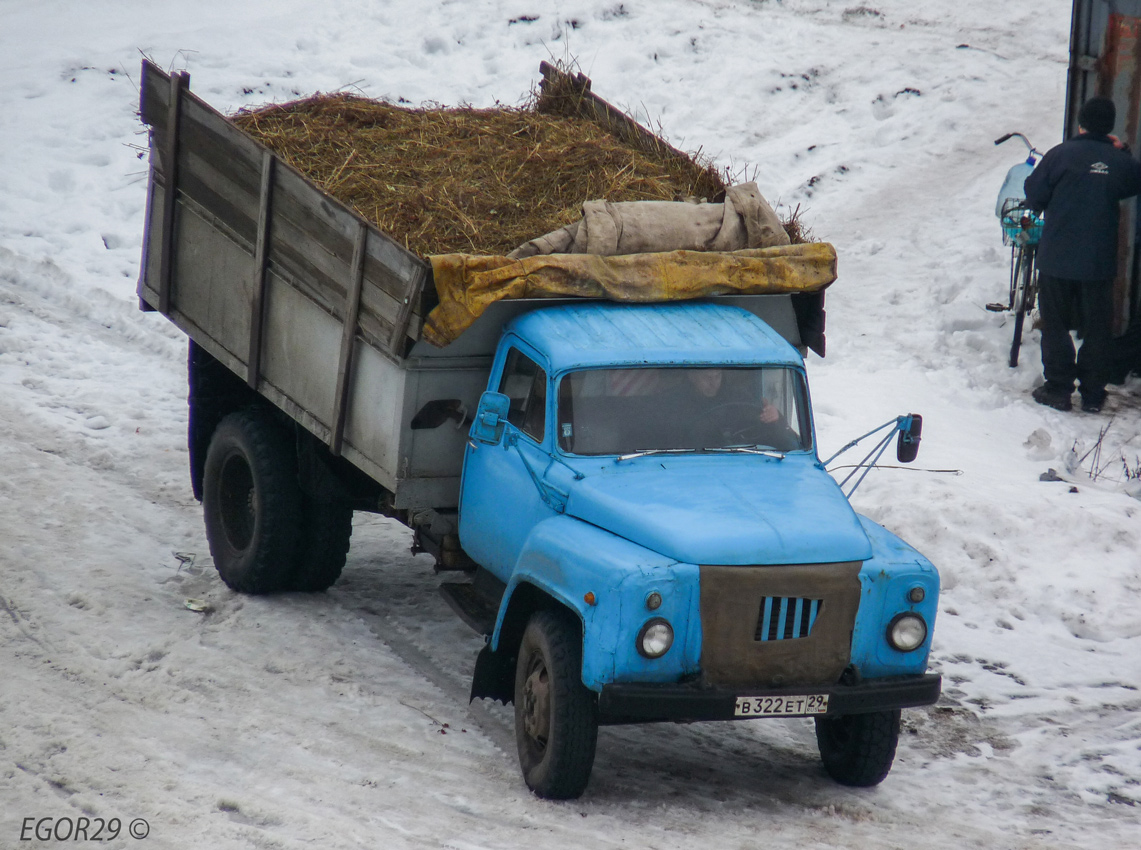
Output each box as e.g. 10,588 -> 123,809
597,673 -> 941,725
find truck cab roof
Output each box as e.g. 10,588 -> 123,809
504,302 -> 804,373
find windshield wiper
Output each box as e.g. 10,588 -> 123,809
704,445 -> 787,458
616,448 -> 697,462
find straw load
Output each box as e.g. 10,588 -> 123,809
232,81 -> 804,258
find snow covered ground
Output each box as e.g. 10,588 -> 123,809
2,1 -> 1140,847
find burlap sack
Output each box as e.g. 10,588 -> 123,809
507,182 -> 789,259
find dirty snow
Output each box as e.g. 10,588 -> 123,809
2,1 -> 1140,848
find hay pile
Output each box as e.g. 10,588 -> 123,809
233,87 -> 735,257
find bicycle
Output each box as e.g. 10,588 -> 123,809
987,132 -> 1044,367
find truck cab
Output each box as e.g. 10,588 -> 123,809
453,301 -> 940,798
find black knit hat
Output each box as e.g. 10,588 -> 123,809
1079,97 -> 1116,135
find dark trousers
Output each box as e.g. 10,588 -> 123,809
1038,274 -> 1113,401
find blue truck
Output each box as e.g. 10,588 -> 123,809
138,60 -> 940,799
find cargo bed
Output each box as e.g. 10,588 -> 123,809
137,60 -> 811,510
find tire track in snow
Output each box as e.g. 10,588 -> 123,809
0,593 -> 49,650
351,600 -> 518,760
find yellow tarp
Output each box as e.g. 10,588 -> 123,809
423,242 -> 838,346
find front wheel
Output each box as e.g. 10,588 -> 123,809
514,609 -> 598,799
814,710 -> 901,787
1009,246 -> 1036,368
1009,309 -> 1027,368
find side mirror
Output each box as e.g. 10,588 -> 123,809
896,414 -> 922,463
470,392 -> 511,444
411,398 -> 470,430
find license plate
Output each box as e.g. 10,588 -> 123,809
734,693 -> 829,717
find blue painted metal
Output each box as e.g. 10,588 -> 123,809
457,300 -> 939,704
470,392 -> 510,444
756,595 -> 829,642
458,338 -> 560,579
493,514 -> 702,691
849,515 -> 940,677
759,598 -> 774,640
506,302 -> 804,372
458,420 -> 558,581
558,453 -> 873,566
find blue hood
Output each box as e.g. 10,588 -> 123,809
562,455 -> 872,566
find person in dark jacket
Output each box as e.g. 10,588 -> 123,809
1023,96 -> 1141,412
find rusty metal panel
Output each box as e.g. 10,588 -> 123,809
1068,0 -> 1141,331
1066,0 -> 1111,136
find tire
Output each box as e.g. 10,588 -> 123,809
514,609 -> 598,799
288,498 -> 353,592
1022,246 -> 1038,315
202,409 -> 302,594
1009,308 -> 1026,368
1009,246 -> 1035,368
814,709 -> 901,787
1006,246 -> 1020,311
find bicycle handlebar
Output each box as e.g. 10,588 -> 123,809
995,131 -> 1042,159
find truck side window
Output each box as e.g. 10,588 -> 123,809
498,348 -> 547,442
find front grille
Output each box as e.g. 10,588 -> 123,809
699,563 -> 861,688
754,597 -> 822,641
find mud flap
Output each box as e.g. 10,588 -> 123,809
470,642 -> 515,705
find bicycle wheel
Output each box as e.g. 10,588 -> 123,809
1006,246 -> 1019,311
1009,245 -> 1034,367
1022,244 -> 1038,313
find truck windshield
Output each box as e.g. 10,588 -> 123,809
556,366 -> 812,456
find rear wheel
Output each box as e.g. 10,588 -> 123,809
202,409 -> 302,594
814,709 -> 901,787
288,498 -> 353,592
514,609 -> 598,799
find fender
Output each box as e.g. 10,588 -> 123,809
491,514 -> 701,691
850,515 -> 941,677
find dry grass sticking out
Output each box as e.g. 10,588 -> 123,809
233,92 -> 733,257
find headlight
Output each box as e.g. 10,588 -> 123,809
637,618 -> 674,658
886,613 -> 928,652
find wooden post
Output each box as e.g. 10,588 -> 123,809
247,150 -> 276,389
157,70 -> 189,315
388,267 -> 425,355
537,61 -> 717,196
331,222 -> 368,456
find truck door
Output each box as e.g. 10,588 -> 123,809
458,343 -> 557,582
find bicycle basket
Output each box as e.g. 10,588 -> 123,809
1000,197 -> 1044,247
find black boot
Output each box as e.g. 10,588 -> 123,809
1032,384 -> 1073,412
